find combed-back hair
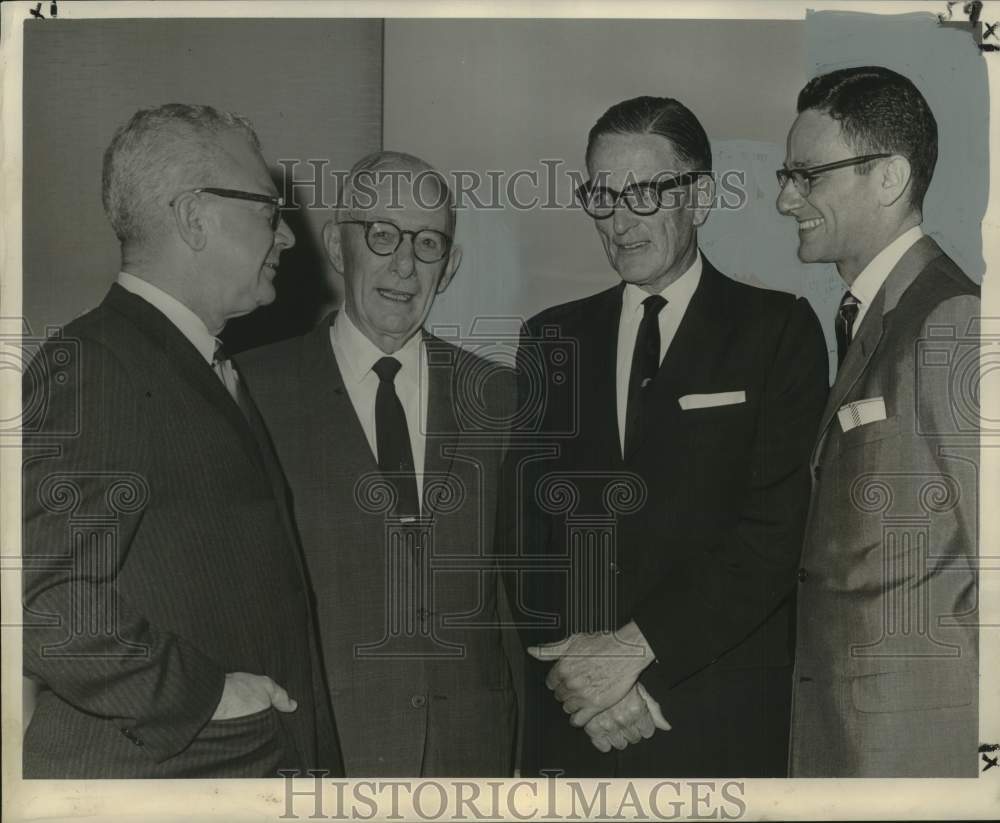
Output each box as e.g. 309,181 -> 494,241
585,96 -> 712,173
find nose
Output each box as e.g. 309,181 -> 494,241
611,203 -> 638,234
776,177 -> 802,216
275,216 -> 296,250
391,235 -> 416,279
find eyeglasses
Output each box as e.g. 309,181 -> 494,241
170,187 -> 285,231
575,172 -> 708,219
338,219 -> 451,263
775,154 -> 891,197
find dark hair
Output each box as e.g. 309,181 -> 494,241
585,96 -> 712,173
796,66 -> 937,211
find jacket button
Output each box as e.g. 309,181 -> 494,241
120,728 -> 143,746
797,568 -> 808,582
609,562 -> 620,574
410,694 -> 427,709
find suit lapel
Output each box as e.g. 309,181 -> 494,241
303,312 -> 382,478
810,291 -> 885,466
625,260 -> 727,460
809,235 -> 944,467
105,284 -> 266,469
590,284 -> 627,464
423,335 -> 459,517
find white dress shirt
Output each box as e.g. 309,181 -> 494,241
616,253 -> 702,454
117,271 -> 217,364
330,311 -> 428,507
847,225 -> 924,335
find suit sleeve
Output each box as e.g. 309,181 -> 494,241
912,294 -> 980,644
632,296 -> 829,689
495,322 -> 556,647
918,293 -> 980,556
22,336 -> 226,763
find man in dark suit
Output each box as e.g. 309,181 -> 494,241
508,95 -> 829,776
777,66 -> 980,776
238,151 -> 517,776
22,103 -> 342,778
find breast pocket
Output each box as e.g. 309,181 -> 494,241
836,415 -> 900,455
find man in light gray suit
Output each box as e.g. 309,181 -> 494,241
777,66 -> 980,776
239,151 -> 517,776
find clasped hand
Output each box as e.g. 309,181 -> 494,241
528,622 -> 670,752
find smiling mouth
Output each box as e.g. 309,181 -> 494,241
616,240 -> 649,253
376,288 -> 415,303
797,218 -> 824,232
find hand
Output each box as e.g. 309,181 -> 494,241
584,683 -> 671,753
211,672 -> 297,720
527,621 -> 655,727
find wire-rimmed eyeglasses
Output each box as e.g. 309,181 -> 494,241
338,219 -> 452,264
775,154 -> 891,197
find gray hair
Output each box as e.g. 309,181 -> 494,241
102,103 -> 262,245
339,150 -> 456,235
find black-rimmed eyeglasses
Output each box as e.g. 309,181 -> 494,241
575,172 -> 709,219
775,154 -> 891,197
170,187 -> 285,231
338,220 -> 451,264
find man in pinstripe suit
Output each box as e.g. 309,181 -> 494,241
22,104 -> 343,778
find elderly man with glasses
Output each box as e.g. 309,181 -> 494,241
22,103 -> 343,778
777,66 -> 980,777
237,151 -> 518,776
506,95 -> 829,777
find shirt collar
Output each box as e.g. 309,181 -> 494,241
622,251 -> 703,316
849,225 -> 924,308
331,309 -> 423,384
117,271 -> 217,364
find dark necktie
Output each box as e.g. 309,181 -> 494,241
624,294 -> 667,456
835,291 -> 861,368
373,356 -> 420,520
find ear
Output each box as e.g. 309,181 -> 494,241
172,191 -> 208,251
436,243 -> 463,294
691,174 -> 715,228
878,155 -> 912,207
322,219 -> 345,273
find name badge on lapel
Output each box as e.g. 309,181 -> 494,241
837,397 -> 887,433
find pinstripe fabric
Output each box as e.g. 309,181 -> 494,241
238,314 -> 517,776
22,284 -> 344,778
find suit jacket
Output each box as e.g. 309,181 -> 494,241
237,313 -> 517,776
506,259 -> 829,777
790,236 -> 980,777
22,284 -> 343,778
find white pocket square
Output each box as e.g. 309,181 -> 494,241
837,397 -> 887,432
679,390 -> 746,410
